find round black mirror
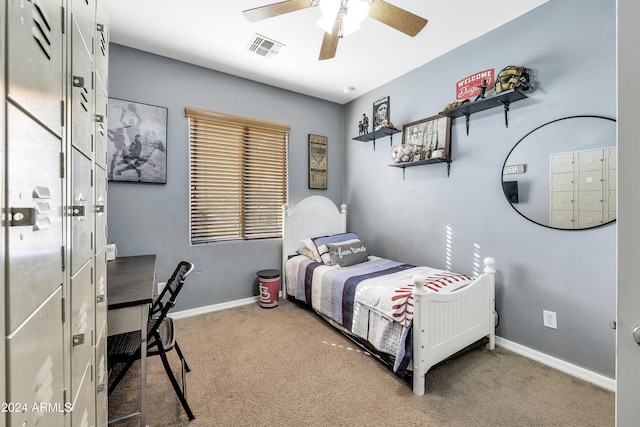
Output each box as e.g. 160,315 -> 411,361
502,115 -> 616,230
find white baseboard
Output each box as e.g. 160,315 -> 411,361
169,295 -> 260,320
169,299 -> 616,392
495,336 -> 616,392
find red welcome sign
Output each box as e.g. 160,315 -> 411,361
456,69 -> 495,100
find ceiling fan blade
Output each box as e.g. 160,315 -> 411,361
368,0 -> 428,37
319,19 -> 340,60
243,0 -> 313,22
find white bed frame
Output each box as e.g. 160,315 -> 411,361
281,196 -> 495,396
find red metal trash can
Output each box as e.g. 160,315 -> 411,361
257,269 -> 281,308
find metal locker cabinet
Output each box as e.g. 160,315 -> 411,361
95,247 -> 107,336
550,152 -> 576,228
95,323 -> 108,427
5,104 -> 64,332
70,262 -> 95,403
70,17 -> 95,160
577,149 -> 604,228
577,148 -> 604,172
95,167 -> 107,253
607,146 -> 617,221
577,169 -> 604,192
70,148 -> 94,275
6,288 -> 66,427
607,189 -> 617,222
4,0 -> 109,425
94,3 -> 109,178
0,0 -> 7,418
95,78 -> 109,170
550,211 -> 575,229
94,249 -> 107,427
95,12 -> 109,94
551,172 -> 574,192
577,190 -> 604,211
578,210 -> 604,228
550,152 -> 574,174
71,0 -> 96,54
70,362 -> 95,427
551,191 -> 574,212
6,0 -> 64,136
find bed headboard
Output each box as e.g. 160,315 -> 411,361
282,196 -> 347,259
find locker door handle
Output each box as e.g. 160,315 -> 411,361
70,205 -> 86,217
72,76 -> 85,88
72,333 -> 85,346
7,208 -> 36,226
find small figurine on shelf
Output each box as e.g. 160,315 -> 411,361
474,79 -> 489,101
358,113 -> 369,135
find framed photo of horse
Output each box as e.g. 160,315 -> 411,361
107,98 -> 168,183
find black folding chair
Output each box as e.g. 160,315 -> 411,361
108,261 -> 195,420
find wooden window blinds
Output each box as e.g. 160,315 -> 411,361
186,107 -> 289,244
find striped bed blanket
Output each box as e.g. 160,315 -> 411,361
285,255 -> 472,374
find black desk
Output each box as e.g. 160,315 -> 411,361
108,254 -> 156,311
107,254 -> 156,426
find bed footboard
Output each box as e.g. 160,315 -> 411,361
411,257 -> 496,396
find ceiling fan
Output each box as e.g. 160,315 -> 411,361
242,0 -> 428,60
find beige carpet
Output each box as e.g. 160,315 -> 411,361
109,301 -> 614,426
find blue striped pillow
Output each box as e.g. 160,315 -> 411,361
311,232 -> 360,265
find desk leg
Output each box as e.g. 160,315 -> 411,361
140,306 -> 148,427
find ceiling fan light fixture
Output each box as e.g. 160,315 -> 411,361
317,14 -> 337,34
343,0 -> 369,32
318,0 -> 341,33
317,0 -> 369,36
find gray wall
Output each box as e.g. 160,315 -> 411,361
107,45 -> 344,309
343,0 -> 615,378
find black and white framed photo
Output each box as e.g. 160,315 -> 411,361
107,98 -> 168,183
308,134 -> 327,190
373,96 -> 390,130
402,114 -> 452,160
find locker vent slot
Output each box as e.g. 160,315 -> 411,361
80,88 -> 89,112
97,24 -> 108,57
31,1 -> 53,60
72,76 -> 90,113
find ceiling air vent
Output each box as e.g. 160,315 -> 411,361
247,34 -> 284,58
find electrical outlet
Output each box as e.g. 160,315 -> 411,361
157,281 -> 166,296
543,310 -> 557,329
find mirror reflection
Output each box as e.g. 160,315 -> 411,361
502,115 -> 616,230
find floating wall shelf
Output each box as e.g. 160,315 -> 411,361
352,127 -> 401,150
389,157 -> 452,179
439,89 -> 528,135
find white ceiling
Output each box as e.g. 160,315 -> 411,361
105,0 -> 549,105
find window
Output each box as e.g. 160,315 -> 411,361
186,107 -> 289,244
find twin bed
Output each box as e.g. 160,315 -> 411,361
281,196 -> 496,396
